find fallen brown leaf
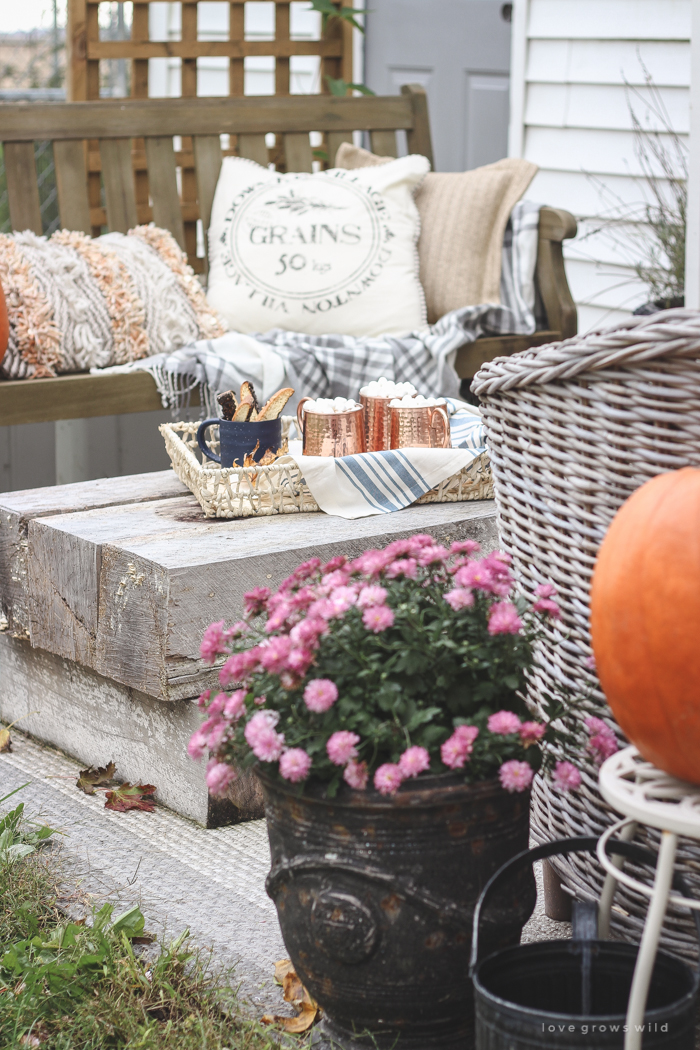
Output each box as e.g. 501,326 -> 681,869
76,761 -> 117,796
261,959 -> 320,1033
104,783 -> 156,812
0,726 -> 11,753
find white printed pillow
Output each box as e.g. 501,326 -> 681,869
206,154 -> 430,337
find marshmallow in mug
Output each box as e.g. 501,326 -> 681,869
359,377 -> 417,398
301,396 -> 361,414
389,394 -> 447,408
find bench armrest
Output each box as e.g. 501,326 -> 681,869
536,205 -> 577,340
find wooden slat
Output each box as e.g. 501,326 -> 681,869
99,138 -> 138,232
193,134 -> 222,243
0,96 -> 415,140
0,371 -> 199,427
229,2 -> 244,96
369,130 -> 398,158
283,132 -> 313,173
402,84 -> 434,169
275,2 -> 290,96
144,136 -> 185,248
131,2 -> 151,229
238,133 -> 269,167
88,40 -> 344,60
326,131 -> 352,167
53,139 -> 91,233
3,142 -> 42,233
67,0 -> 88,101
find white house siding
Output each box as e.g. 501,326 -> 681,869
510,0 -> 691,332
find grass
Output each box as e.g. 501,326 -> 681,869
0,795 -> 284,1050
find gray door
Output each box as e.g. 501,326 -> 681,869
364,0 -> 512,173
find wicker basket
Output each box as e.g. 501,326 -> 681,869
160,420 -> 493,519
473,309 -> 700,959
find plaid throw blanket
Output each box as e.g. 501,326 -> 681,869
96,201 -> 541,414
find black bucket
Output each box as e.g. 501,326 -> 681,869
471,837 -> 700,1050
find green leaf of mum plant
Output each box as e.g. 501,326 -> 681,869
325,75 -> 375,97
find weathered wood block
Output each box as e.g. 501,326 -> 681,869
23,495 -> 498,701
0,632 -> 263,827
1,471 -> 498,701
0,470 -> 187,634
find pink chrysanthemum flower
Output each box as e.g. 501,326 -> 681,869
207,692 -> 227,717
358,585 -> 388,609
350,549 -> 393,576
487,710 -> 522,735
326,731 -> 360,766
586,716 -> 618,766
385,558 -> 418,579
584,654 -> 597,671
499,760 -> 534,793
416,544 -> 449,567
362,604 -> 395,633
226,620 -> 249,640
219,649 -> 261,688
279,748 -> 312,783
244,710 -> 279,747
398,746 -> 431,778
488,602 -> 523,636
290,617 -> 327,648
344,760 -> 369,790
264,602 -> 295,633
224,689 -> 246,721
553,761 -> 582,791
187,728 -> 208,762
450,540 -> 481,555
243,587 -> 271,617
197,689 -> 211,709
205,760 -> 237,796
535,583 -> 556,599
519,721 -> 546,745
207,720 -> 228,751
200,621 -> 228,664
444,587 -> 474,611
285,647 -> 314,675
303,678 -> 338,713
454,560 -> 495,592
532,597 -> 561,619
440,726 -> 478,769
250,727 -> 285,762
322,555 -> 348,574
259,636 -> 293,674
374,763 -> 405,795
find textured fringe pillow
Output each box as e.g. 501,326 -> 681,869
0,225 -> 226,380
335,143 -> 538,324
206,154 -> 430,338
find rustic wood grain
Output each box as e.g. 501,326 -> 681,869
0,96 -> 415,140
0,470 -> 187,636
100,138 -> 139,232
403,84 -> 434,169
237,133 -> 269,167
4,142 -> 42,234
327,130 -> 352,167
0,371 -> 197,427
88,40 -> 344,60
53,139 -> 91,233
145,136 -> 185,248
369,130 -> 398,158
193,134 -> 223,247
283,132 -> 314,173
22,497 -> 497,701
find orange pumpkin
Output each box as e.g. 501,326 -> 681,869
590,467 -> 700,784
0,280 -> 8,365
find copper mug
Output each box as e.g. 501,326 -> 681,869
389,403 -> 451,449
360,394 -> 393,452
297,398 -> 367,457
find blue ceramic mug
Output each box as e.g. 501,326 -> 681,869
196,417 -> 282,468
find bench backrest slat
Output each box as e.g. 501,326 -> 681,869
145,136 -> 186,249
0,95 -> 417,141
53,140 -> 91,234
4,141 -> 42,234
100,138 -> 139,232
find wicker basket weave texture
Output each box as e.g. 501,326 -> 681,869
160,421 -> 494,519
473,309 -> 700,959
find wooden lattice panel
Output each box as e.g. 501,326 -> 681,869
66,0 -> 354,258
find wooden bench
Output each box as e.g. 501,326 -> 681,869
0,87 -> 577,426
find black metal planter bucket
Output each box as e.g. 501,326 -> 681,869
470,837 -> 700,1050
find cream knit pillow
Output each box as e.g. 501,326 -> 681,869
206,154 -> 429,337
336,143 -> 538,324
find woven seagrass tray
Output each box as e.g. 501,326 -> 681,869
160,420 -> 493,519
